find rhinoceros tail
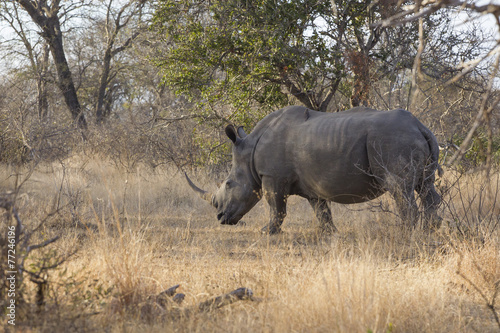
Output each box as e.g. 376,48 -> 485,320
419,123 -> 443,177
437,162 -> 444,177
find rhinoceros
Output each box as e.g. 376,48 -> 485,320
186,105 -> 442,234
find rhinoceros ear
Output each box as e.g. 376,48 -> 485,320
225,124 -> 241,145
237,126 -> 247,139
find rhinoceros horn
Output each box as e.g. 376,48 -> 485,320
184,173 -> 214,205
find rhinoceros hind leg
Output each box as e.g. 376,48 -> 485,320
416,180 -> 442,230
308,198 -> 337,234
390,185 -> 419,228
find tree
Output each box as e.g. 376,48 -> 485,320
2,1 -> 152,126
0,2 -> 51,120
93,0 -> 147,124
150,0 -> 451,123
153,1 -> 491,124
152,0 -> 346,126
15,0 -> 87,129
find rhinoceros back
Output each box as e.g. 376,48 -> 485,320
252,106 -> 436,204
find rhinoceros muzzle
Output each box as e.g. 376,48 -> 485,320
218,211 -> 242,225
185,173 -> 244,225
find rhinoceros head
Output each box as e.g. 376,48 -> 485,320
186,124 -> 261,225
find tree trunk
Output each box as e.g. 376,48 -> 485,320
47,28 -> 87,129
96,48 -> 112,124
37,44 -> 49,120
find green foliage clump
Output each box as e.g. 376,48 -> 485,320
151,0 -> 344,119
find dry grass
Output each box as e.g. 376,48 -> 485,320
2,158 -> 500,332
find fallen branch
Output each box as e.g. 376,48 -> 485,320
141,285 -> 259,322
198,287 -> 255,312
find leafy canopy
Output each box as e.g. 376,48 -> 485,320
151,1 -> 477,129
152,0 -> 347,126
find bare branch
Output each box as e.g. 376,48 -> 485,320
376,0 -> 500,170
376,1 -> 500,29
25,235 -> 60,253
446,52 -> 500,168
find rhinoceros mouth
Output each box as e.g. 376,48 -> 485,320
218,211 -> 242,225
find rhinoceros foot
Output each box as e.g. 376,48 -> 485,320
261,224 -> 282,235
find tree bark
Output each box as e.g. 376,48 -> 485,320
37,44 -> 49,120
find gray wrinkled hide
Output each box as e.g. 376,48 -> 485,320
207,106 -> 442,234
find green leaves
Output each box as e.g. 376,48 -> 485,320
152,0 -> 345,124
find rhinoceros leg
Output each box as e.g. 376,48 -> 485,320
261,177 -> 288,235
308,198 -> 337,233
390,185 -> 419,228
373,154 -> 421,228
416,180 -> 442,230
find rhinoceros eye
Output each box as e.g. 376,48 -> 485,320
226,180 -> 232,189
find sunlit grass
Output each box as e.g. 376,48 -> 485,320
1,158 -> 499,332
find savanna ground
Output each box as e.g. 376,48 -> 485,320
2,156 -> 500,333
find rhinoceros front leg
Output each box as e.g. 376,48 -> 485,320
261,177 -> 288,235
308,198 -> 337,233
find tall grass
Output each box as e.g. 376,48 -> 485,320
440,170 -> 500,240
1,159 -> 500,332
